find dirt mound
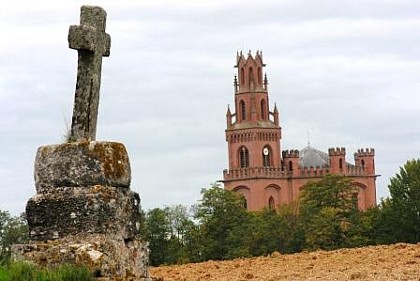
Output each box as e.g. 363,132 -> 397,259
150,243 -> 420,280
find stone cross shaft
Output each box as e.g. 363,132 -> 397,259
68,5 -> 111,142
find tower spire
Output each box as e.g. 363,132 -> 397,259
264,73 -> 268,90
226,104 -> 232,127
307,130 -> 311,147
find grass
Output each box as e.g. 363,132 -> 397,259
0,261 -> 93,281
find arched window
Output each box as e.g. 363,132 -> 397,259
361,159 -> 365,169
249,67 -> 254,88
248,67 -> 254,82
239,100 -> 246,121
240,68 -> 245,85
339,158 -> 343,170
268,196 -> 275,211
239,146 -> 249,168
289,160 -> 293,171
262,146 -> 271,167
260,99 -> 266,120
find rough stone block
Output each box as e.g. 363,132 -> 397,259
34,141 -> 131,191
26,186 -> 140,241
12,234 -> 151,280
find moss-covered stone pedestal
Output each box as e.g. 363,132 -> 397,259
13,141 -> 150,280
12,234 -> 149,280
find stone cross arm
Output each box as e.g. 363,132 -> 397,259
68,25 -> 110,56
68,6 -> 110,56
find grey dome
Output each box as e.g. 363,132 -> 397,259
299,146 -> 329,168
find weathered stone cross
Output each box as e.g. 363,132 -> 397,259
68,6 -> 111,142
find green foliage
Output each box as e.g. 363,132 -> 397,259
193,183 -> 249,260
374,159 -> 420,244
144,208 -> 170,266
0,262 -> 92,281
141,162 -> 420,265
144,205 -> 197,265
0,212 -> 29,264
298,174 -> 360,250
242,205 -> 301,256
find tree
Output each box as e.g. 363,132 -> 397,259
298,174 -> 359,250
164,205 -> 196,264
0,211 -> 29,264
378,159 -> 420,243
143,208 -> 170,266
143,205 -> 197,265
193,183 -> 249,260
245,204 -> 301,256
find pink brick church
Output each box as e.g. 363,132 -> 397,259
223,51 -> 377,211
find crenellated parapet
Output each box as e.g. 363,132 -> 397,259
354,148 -> 375,175
223,167 -> 286,181
223,164 -> 369,182
347,165 -> 366,175
282,149 -> 299,158
354,148 -> 375,157
300,166 -> 330,177
328,147 -> 346,156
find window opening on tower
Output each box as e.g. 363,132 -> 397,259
240,100 -> 246,121
239,146 -> 249,168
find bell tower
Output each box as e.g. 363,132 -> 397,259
224,51 -> 282,211
222,51 -> 377,211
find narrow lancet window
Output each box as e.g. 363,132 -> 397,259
240,100 -> 246,121
239,146 -> 249,168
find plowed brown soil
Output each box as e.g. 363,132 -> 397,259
150,243 -> 420,281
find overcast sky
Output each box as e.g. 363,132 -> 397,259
1,0 -> 419,215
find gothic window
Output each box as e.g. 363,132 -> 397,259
268,196 -> 275,211
240,68 -> 245,85
239,146 -> 249,168
339,158 -> 343,170
289,160 -> 293,171
361,159 -> 365,169
262,146 -> 271,167
240,100 -> 246,121
249,67 -> 254,88
260,99 -> 266,120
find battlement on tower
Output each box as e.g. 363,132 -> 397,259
355,148 -> 375,157
282,149 -> 299,158
328,147 -> 346,156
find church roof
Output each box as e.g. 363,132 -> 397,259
299,145 -> 329,168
